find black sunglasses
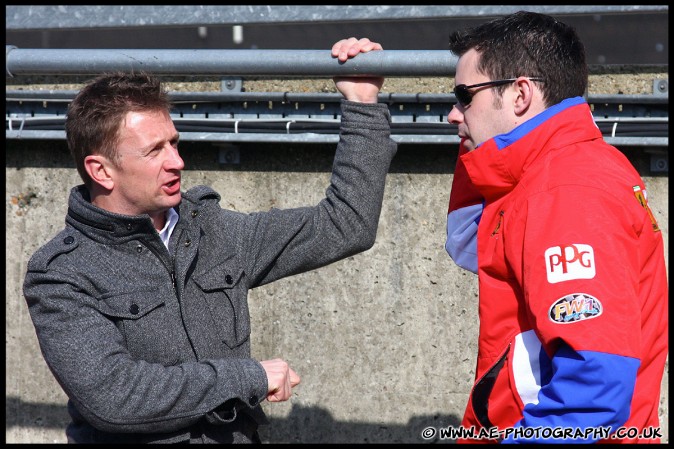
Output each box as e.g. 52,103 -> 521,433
452,77 -> 544,107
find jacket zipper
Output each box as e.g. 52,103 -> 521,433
144,242 -> 177,292
491,210 -> 504,236
169,228 -> 186,293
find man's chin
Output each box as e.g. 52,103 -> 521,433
157,193 -> 182,211
463,141 -> 477,152
167,196 -> 182,209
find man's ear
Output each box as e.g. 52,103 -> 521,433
513,77 -> 536,115
84,155 -> 115,191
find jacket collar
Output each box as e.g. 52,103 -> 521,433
66,185 -> 175,242
460,97 -> 602,202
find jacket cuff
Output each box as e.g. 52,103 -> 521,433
206,359 -> 268,424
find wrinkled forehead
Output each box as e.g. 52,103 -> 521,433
117,110 -> 176,150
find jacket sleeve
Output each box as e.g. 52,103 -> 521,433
445,139 -> 483,273
502,184 -> 651,443
238,99 -> 397,287
23,260 -> 268,435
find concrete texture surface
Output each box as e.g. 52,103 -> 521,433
5,66 -> 669,444
5,137 -> 668,444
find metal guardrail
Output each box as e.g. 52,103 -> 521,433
5,46 -> 669,173
5,47 -> 456,77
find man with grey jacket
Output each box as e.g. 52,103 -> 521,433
23,38 -> 396,444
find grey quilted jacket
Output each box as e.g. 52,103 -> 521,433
23,100 -> 397,443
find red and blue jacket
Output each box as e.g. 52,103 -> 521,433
445,97 -> 668,443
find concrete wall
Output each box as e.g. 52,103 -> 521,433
6,139 -> 668,444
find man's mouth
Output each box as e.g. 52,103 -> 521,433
163,178 -> 181,195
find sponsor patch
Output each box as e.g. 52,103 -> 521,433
549,293 -> 602,324
545,244 -> 596,283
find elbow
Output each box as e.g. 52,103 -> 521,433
356,218 -> 379,251
357,232 -> 377,253
340,221 -> 377,255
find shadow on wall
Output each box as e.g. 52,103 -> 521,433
259,403 -> 462,443
6,396 -> 461,444
6,139 -> 665,178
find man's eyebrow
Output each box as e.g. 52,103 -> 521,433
144,133 -> 180,151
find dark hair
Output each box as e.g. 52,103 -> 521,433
65,71 -> 172,188
448,11 -> 587,107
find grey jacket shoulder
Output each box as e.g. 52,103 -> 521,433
180,185 -> 243,227
182,185 -> 221,204
27,228 -> 80,273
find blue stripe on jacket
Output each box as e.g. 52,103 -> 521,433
503,342 -> 639,444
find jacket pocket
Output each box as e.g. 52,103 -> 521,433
193,264 -> 250,349
96,289 -> 180,365
97,290 -> 165,319
470,342 -> 524,436
471,344 -> 510,431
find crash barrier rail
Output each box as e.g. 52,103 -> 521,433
5,46 -> 669,171
5,46 -> 457,77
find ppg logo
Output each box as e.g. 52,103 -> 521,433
545,244 -> 596,283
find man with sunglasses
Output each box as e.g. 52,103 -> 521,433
444,11 -> 667,443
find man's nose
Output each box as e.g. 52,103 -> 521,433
166,145 -> 185,170
447,104 -> 463,124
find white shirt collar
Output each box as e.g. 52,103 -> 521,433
159,207 -> 179,249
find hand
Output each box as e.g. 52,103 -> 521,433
260,358 -> 301,402
331,37 -> 384,103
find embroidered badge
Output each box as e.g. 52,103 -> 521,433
633,185 -> 660,232
549,293 -> 602,324
545,244 -> 596,284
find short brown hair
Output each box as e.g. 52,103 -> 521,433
448,11 -> 588,107
65,72 -> 172,188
